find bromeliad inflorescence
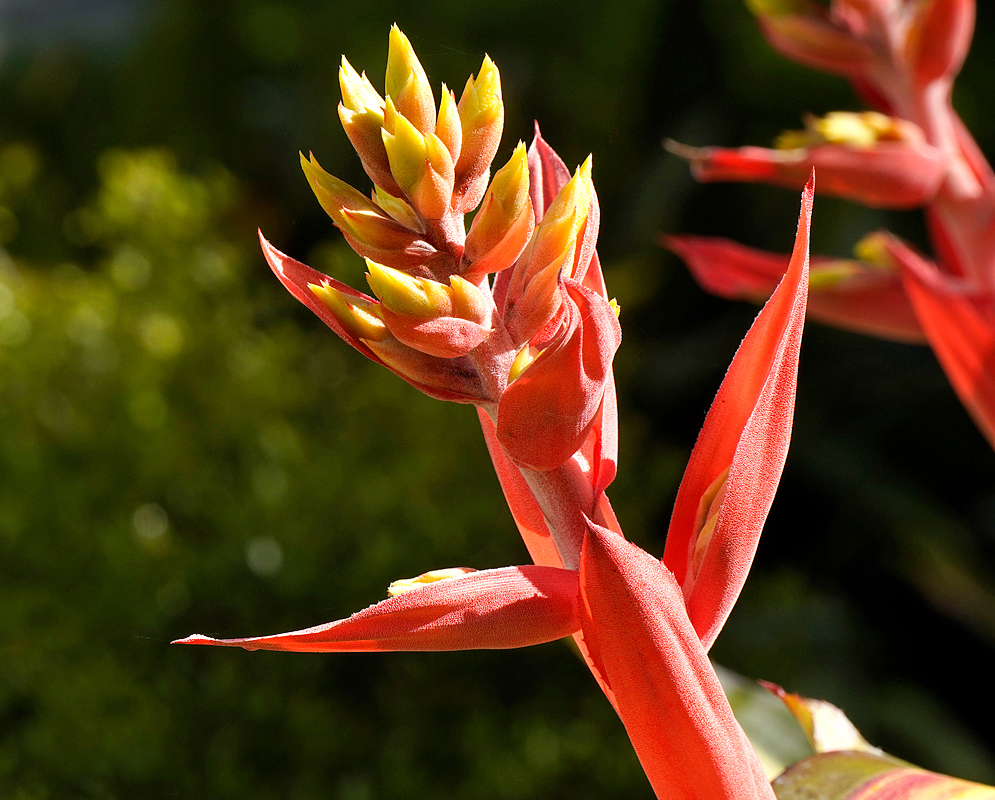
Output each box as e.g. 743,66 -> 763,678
668,0 -> 995,451
176,26 -> 814,799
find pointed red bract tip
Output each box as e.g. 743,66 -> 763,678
887,236 -> 995,452
579,518 -> 774,799
173,566 -> 582,654
663,179 -> 811,651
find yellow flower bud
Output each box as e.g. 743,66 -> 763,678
436,85 -> 462,162
339,56 -> 385,120
464,142 -> 532,269
365,261 -> 453,318
308,282 -> 390,342
387,567 -> 476,597
385,25 -> 437,135
453,55 -> 504,212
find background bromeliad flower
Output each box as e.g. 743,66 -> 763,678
668,0 -> 995,451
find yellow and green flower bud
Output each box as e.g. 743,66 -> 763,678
309,282 -> 390,342
385,24 -> 437,135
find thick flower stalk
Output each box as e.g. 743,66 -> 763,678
668,0 -> 995,449
177,28 -> 813,799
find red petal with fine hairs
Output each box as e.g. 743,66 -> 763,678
174,566 -> 580,652
579,519 -> 774,800
260,230 -> 383,362
677,142 -> 946,210
663,179 -> 812,651
666,235 -> 926,343
261,231 -> 487,404
527,122 -> 572,219
755,12 -> 876,76
888,237 -> 995,451
497,279 -> 622,471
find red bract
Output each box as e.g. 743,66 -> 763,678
671,0 -> 995,450
664,179 -> 811,650
665,235 -> 925,343
179,27 -> 815,799
579,518 -> 775,800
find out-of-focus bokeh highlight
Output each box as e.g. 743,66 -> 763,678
2,1 -> 995,797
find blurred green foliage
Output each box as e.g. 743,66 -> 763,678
1,0 -> 995,797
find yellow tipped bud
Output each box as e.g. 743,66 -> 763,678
521,156 -> 593,280
339,56 -> 385,121
309,282 -> 390,342
382,97 -> 454,219
853,233 -> 894,270
448,274 -> 489,324
508,344 -> 545,383
374,185 -> 422,230
382,106 -> 428,192
452,55 -> 505,212
489,142 -> 529,220
775,111 -> 925,151
458,56 -> 502,130
387,567 -> 476,597
385,25 -> 436,134
366,261 -> 452,318
300,151 -> 379,224
463,142 -> 534,274
436,85 -> 462,161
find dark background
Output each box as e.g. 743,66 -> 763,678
1,1 -> 994,797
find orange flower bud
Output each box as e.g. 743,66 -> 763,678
338,56 -> 401,196
463,142 -> 534,277
453,56 -> 504,213
385,25 -> 437,135
382,99 -> 455,220
435,85 -> 462,163
300,153 -> 437,269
